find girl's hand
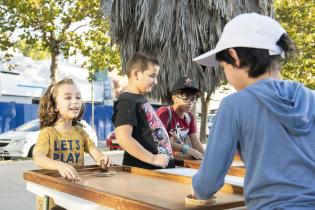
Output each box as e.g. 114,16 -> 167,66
57,162 -> 80,181
97,155 -> 111,167
152,154 -> 169,168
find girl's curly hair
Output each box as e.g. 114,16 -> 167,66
39,78 -> 84,128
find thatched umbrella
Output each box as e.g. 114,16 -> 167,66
101,0 -> 274,142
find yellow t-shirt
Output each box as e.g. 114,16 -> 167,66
35,126 -> 96,167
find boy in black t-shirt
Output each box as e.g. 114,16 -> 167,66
112,52 -> 174,169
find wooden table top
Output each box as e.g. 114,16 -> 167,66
24,165 -> 245,210
174,156 -> 246,178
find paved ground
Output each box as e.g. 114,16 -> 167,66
0,150 -> 124,210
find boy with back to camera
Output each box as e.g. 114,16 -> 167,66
192,13 -> 315,209
112,52 -> 175,169
156,77 -> 204,160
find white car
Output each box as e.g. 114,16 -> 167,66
0,119 -> 98,159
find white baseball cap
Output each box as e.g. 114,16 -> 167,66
193,13 -> 287,67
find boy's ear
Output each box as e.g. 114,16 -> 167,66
131,68 -> 140,80
172,95 -> 177,102
172,95 -> 181,104
228,48 -> 240,67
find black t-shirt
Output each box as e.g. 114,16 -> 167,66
112,92 -> 174,169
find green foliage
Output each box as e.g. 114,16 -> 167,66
0,0 -> 120,82
77,19 -> 121,81
275,0 -> 315,89
14,39 -> 50,60
0,3 -> 15,63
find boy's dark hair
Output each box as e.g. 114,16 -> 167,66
216,34 -> 296,78
126,52 -> 159,77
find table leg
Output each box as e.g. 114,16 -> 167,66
43,196 -> 49,210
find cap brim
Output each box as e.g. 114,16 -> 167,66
193,48 -> 220,67
174,87 -> 200,93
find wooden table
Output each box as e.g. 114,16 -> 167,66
24,165 -> 245,210
174,156 -> 246,178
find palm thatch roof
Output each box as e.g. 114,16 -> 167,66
101,0 -> 274,102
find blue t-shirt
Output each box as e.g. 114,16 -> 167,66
193,79 -> 315,209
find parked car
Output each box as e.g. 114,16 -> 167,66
106,131 -> 123,150
0,119 -> 98,159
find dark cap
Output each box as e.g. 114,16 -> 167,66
172,77 -> 200,92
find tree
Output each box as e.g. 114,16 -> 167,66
0,3 -> 15,64
102,0 -> 274,142
14,39 -> 50,60
0,0 -> 120,83
275,0 -> 315,89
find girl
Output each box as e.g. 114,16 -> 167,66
34,78 -> 111,181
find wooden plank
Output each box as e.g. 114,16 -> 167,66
233,154 -> 242,162
174,157 -> 246,178
174,157 -> 201,169
24,167 -> 166,210
24,165 -> 245,210
227,167 -> 245,177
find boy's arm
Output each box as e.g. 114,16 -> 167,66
189,133 -> 205,154
115,125 -> 169,168
170,140 -> 182,152
192,99 -> 237,199
187,113 -> 204,153
34,151 -> 79,180
89,147 -> 111,166
170,132 -> 203,160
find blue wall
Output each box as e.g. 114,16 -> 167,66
83,103 -> 114,140
0,101 -> 113,140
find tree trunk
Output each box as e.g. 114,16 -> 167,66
199,92 -> 210,143
50,50 -> 58,83
50,39 -> 60,83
